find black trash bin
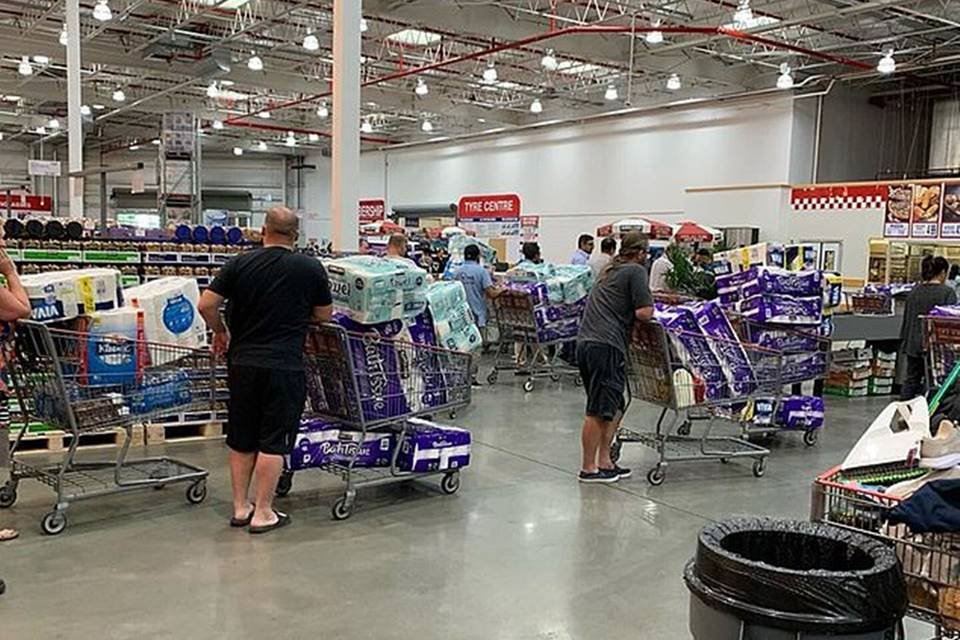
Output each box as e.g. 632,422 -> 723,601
685,518 -> 907,640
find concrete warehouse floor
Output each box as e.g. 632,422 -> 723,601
0,383 -> 932,639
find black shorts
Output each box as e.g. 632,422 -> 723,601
227,365 -> 306,455
577,341 -> 627,421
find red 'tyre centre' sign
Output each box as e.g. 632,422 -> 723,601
457,193 -> 521,221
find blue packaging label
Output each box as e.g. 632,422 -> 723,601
162,294 -> 195,335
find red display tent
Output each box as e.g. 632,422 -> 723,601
596,217 -> 675,240
673,221 -> 722,243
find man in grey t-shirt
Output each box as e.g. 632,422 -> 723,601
576,232 -> 655,483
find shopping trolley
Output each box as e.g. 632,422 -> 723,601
486,289 -> 581,393
0,320 -> 214,535
277,323 -> 473,521
812,464 -> 960,638
612,321 -> 781,486
926,315 -> 960,391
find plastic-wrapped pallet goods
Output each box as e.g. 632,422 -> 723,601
325,256 -> 405,324
22,268 -> 122,323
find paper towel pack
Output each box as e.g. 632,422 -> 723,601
326,256 -> 405,325
23,268 -> 121,323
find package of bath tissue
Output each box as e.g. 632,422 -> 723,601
23,268 -> 122,323
81,307 -> 147,386
447,235 -> 497,265
326,256 -> 405,324
287,418 -> 395,471
425,281 -> 482,353
398,418 -> 472,473
386,258 -> 429,318
552,264 -> 593,303
123,277 -> 206,353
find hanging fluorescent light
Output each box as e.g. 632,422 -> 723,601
212,119 -> 224,130
529,98 -> 543,114
257,110 -> 271,119
232,147 -> 243,156
541,50 -> 558,71
776,63 -> 794,89
316,103 -> 329,118
112,88 -> 126,102
34,55 -> 50,65
646,25 -> 664,45
35,126 -> 46,135
482,61 -> 498,83
733,0 -> 752,26
93,104 -> 105,111
129,144 -> 139,150
666,73 -> 681,91
308,132 -> 320,142
80,105 -> 91,116
151,139 -> 160,145
361,120 -> 374,134
206,82 -> 219,98
604,85 -> 618,101
93,0 -> 113,22
878,49 -> 896,74
256,140 -> 267,151
47,118 -> 60,129
421,119 -> 434,133
247,53 -> 263,71
415,78 -> 429,97
0,133 -> 4,141
59,25 -> 68,46
360,18 -> 369,32
302,32 -> 319,51
285,132 -> 297,147
17,57 -> 32,76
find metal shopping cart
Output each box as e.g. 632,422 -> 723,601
0,320 -> 214,535
612,321 -> 782,486
486,289 -> 581,393
277,323 -> 473,521
926,315 -> 960,392
812,464 -> 960,638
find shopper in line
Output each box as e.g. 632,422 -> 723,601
693,248 -> 714,270
949,264 -> 960,298
900,255 -> 956,401
199,206 -> 333,534
589,237 -> 616,279
576,232 -> 654,483
0,237 -> 31,546
385,233 -> 409,261
453,244 -> 501,382
517,242 -> 542,267
649,246 -> 674,292
570,234 -> 594,265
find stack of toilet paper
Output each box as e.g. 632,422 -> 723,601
81,306 -> 147,386
425,281 -> 483,353
287,418 -> 395,471
325,256 -> 406,324
123,277 -> 207,355
549,264 -> 593,304
385,258 -> 429,318
447,235 -> 497,265
23,268 -> 122,323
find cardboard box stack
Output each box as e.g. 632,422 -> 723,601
825,341 -> 872,397
870,349 -> 897,396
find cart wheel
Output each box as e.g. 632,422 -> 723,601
486,371 -> 499,385
647,467 -> 666,486
440,471 -> 461,495
677,421 -> 692,437
752,459 -> 767,478
719,458 -> 729,464
186,481 -> 208,505
331,497 -> 353,521
523,379 -> 535,393
803,429 -> 819,447
0,485 -> 17,509
550,373 -> 560,382
40,510 -> 67,536
573,375 -> 583,387
448,410 -> 458,420
275,471 -> 294,498
610,440 -> 622,464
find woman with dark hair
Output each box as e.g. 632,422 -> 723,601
950,264 -> 960,298
900,255 -> 957,400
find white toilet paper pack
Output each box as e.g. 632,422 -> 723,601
23,268 -> 121,323
124,277 -> 206,353
552,264 -> 593,304
425,281 -> 483,353
387,258 -> 429,318
326,256 -> 405,325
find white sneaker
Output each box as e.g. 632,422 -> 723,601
921,420 -> 960,469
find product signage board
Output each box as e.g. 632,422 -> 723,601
910,184 -> 942,238
941,184 -> 960,238
520,215 -> 540,242
884,185 -> 912,238
359,199 -> 386,224
460,219 -> 520,238
457,193 -> 521,222
28,160 -> 61,177
0,194 -> 53,213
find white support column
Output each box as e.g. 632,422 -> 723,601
330,0 -> 361,251
65,0 -> 84,217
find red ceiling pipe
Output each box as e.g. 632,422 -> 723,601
224,23 -> 873,124
225,119 -> 391,144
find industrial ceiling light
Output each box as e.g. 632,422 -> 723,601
302,32 -> 319,51
482,61 -> 498,83
733,0 -> 752,26
646,24 -> 664,45
93,0 -> 113,22
206,82 -> 220,98
878,49 -> 896,74
17,57 -> 32,76
0,133 -> 4,141
80,105 -> 91,116
541,50 -> 558,71
360,18 -> 369,32
529,98 -> 543,114
308,132 -> 320,142
257,110 -> 271,119
361,119 -> 374,134
316,103 -> 329,118
47,118 -> 60,129
112,87 -> 126,102
666,73 -> 681,91
604,85 -> 618,101
93,103 -> 105,110
212,119 -> 224,130
415,78 -> 429,97
256,140 -> 267,151
776,63 -> 794,89
129,144 -> 140,150
421,119 -> 434,132
284,132 -> 296,147
59,25 -> 68,46
247,53 -> 263,71
35,126 -> 46,135
151,139 -> 160,145
233,147 -> 243,156
34,55 -> 50,65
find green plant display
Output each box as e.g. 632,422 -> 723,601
663,245 -> 717,299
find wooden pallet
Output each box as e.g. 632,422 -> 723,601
10,425 -> 145,454
144,420 -> 224,445
148,410 -> 228,425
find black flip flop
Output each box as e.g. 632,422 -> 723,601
230,507 -> 255,528
249,510 -> 291,535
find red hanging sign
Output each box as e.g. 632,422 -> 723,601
0,194 -> 52,213
358,199 -> 386,224
457,193 -> 521,221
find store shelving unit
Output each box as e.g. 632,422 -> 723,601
865,237 -> 960,285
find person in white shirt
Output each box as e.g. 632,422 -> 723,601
588,237 -> 616,279
570,234 -> 594,265
649,248 -> 673,292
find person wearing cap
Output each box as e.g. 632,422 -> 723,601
575,232 -> 654,484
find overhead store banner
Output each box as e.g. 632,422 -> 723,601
910,184 -> 942,238
28,160 -> 61,177
358,199 -> 386,224
457,193 -> 521,238
790,184 -> 887,211
0,194 -> 52,214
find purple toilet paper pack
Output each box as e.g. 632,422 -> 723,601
776,395 -> 825,430
398,418 -> 472,473
537,317 -> 580,342
406,310 -> 438,346
716,268 -> 756,305
739,294 -> 822,326
505,281 -> 550,306
402,310 -> 453,411
287,418 -> 395,471
746,324 -> 821,353
655,306 -> 728,401
931,305 -> 960,317
782,351 -> 829,383
740,267 -> 822,298
692,301 -> 756,396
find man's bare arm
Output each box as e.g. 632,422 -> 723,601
635,306 -> 654,322
198,290 -> 227,333
312,304 -> 333,323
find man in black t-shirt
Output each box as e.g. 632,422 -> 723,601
576,232 -> 654,484
199,207 -> 333,534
